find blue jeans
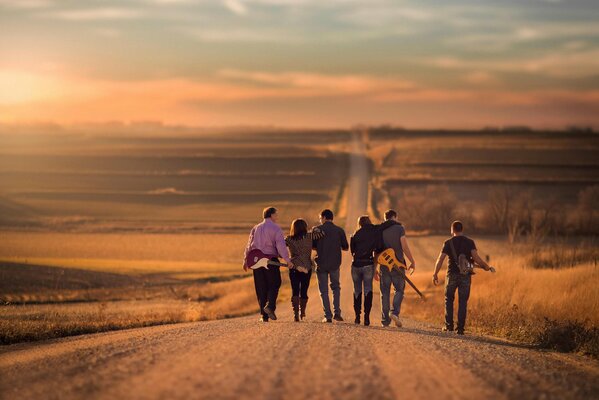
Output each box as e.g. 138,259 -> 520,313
316,268 -> 341,319
351,265 -> 374,296
445,273 -> 471,331
380,266 -> 405,324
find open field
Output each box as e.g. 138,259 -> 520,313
2,128 -> 598,359
365,129 -> 599,356
393,236 -> 599,357
0,231 -> 294,344
0,128 -> 349,344
367,129 -> 599,234
0,129 -> 350,233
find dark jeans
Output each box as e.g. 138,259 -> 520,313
380,266 -> 405,324
253,263 -> 281,319
445,273 -> 471,331
289,268 -> 312,299
316,268 -> 341,319
351,264 -> 374,296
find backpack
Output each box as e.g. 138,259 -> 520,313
449,239 -> 474,275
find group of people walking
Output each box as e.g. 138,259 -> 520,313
243,206 -> 493,333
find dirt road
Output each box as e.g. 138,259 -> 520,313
1,132 -> 598,400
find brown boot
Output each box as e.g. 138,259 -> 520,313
292,296 -> 300,322
299,297 -> 308,320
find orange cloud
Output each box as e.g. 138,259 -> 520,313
1,68 -> 597,127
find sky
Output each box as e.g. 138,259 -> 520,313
1,0 -> 598,129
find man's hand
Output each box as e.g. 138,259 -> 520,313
374,269 -> 380,282
243,264 -> 248,272
408,262 -> 416,275
287,260 -> 294,269
432,273 -> 439,286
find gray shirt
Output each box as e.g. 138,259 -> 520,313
313,221 -> 349,272
382,224 -> 406,263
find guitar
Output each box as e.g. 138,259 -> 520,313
245,249 -> 308,273
376,248 -> 426,300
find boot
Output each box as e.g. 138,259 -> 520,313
353,293 -> 362,324
300,297 -> 308,320
291,296 -> 300,322
363,291 -> 373,326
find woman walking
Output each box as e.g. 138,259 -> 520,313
285,219 -> 325,321
350,215 -> 378,326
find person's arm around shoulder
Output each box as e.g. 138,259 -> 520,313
311,225 -> 321,250
340,227 -> 349,251
309,227 -> 325,241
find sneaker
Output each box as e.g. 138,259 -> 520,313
381,318 -> 391,327
322,317 -> 333,323
333,314 -> 344,322
457,329 -> 465,335
263,306 -> 277,321
390,314 -> 402,327
259,316 -> 269,323
442,326 -> 454,332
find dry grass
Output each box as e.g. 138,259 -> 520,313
0,276 -> 291,344
400,236 -> 599,357
0,232 -> 293,344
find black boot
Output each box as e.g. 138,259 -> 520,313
292,296 -> 300,322
300,297 -> 308,320
363,291 -> 373,326
353,293 -> 362,324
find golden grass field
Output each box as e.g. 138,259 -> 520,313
398,236 -> 599,355
1,128 -> 598,357
0,231 -> 293,344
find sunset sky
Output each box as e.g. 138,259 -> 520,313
1,0 -> 598,128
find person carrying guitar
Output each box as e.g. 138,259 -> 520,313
432,220 -> 494,335
375,209 -> 416,328
243,206 -> 293,322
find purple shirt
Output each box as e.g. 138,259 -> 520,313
244,218 -> 290,264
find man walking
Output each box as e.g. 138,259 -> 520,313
432,220 -> 492,334
376,209 -> 416,328
313,209 -> 349,323
243,206 -> 293,322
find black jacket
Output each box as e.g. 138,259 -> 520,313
312,221 -> 349,272
350,223 -> 378,267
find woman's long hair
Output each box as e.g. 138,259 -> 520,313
289,218 -> 308,239
355,215 -> 372,233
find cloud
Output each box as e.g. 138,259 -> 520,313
217,68 -> 416,95
223,0 -> 248,15
40,7 -> 144,21
428,48 -> 599,78
0,0 -> 53,9
182,27 -> 303,42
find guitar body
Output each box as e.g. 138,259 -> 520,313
376,248 -> 426,300
246,249 -> 273,270
376,248 -> 407,271
245,249 -> 288,270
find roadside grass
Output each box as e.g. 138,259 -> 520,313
0,275 -> 291,345
0,257 -> 241,279
402,237 -> 599,358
